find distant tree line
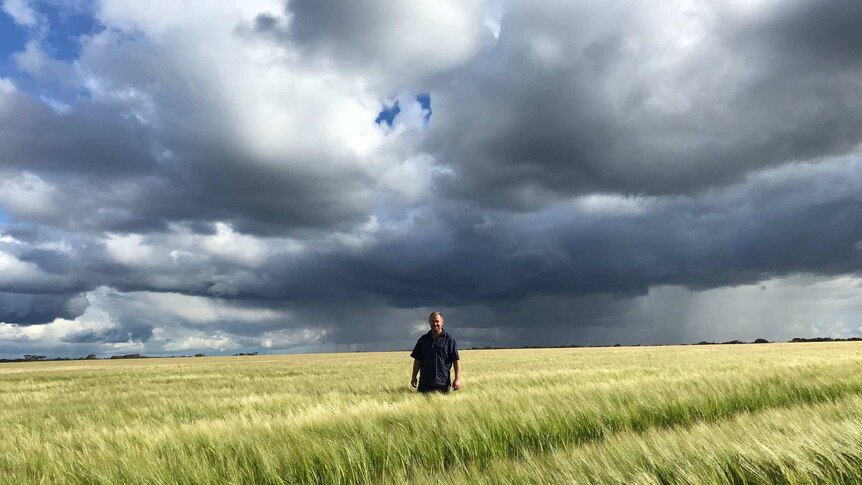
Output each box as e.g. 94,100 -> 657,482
4,337 -> 862,363
789,337 -> 862,343
466,337 -> 862,351
693,339 -> 763,345
0,353 -> 208,363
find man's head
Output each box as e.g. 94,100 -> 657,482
428,312 -> 444,336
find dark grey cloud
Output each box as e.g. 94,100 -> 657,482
59,156 -> 854,317
5,156 -> 862,337
426,0 -> 862,208
255,0 -> 487,87
747,0 -> 862,68
273,1 -> 396,57
0,91 -> 155,177
342,162 -> 862,310
0,292 -> 88,325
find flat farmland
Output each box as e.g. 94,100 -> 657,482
3,343 -> 862,484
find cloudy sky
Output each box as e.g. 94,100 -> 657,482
1,0 -> 861,358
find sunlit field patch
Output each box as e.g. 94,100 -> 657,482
2,343 -> 862,484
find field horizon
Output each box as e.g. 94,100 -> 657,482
4,342 -> 862,483
5,335 -> 858,363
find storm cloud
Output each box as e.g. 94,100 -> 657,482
427,0 -> 862,207
0,291 -> 88,325
1,0 -> 861,357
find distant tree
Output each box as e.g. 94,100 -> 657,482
791,337 -> 836,343
753,338 -> 770,344
85,354 -> 97,360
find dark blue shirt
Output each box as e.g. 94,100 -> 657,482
411,330 -> 459,390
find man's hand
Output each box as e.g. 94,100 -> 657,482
453,378 -> 461,391
411,359 -> 421,388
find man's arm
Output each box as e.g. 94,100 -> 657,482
453,360 -> 462,390
411,359 -> 421,388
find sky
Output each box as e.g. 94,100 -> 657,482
1,0 -> 862,358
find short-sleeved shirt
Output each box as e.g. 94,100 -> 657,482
411,330 -> 459,390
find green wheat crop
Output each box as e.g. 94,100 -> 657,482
2,342 -> 862,484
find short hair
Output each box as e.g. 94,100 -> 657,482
428,311 -> 444,322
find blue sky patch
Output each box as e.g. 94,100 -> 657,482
0,11 -> 27,75
375,93 -> 432,127
0,1 -> 101,73
375,100 -> 400,127
40,3 -> 102,61
416,93 -> 432,123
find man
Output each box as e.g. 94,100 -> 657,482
410,311 -> 462,393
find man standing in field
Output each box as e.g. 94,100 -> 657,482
410,312 -> 461,393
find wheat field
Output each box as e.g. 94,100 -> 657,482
2,342 -> 862,484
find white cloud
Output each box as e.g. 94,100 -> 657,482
257,327 -> 328,351
133,291 -> 283,323
380,154 -> 435,202
574,194 -> 650,216
35,240 -> 73,254
0,323 -> 31,342
0,308 -> 111,345
38,96 -> 71,114
200,222 -> 269,267
163,335 -> 235,352
2,0 -> 37,27
0,78 -> 16,94
483,0 -> 504,39
0,252 -> 43,283
97,0 -> 281,38
0,172 -> 58,220
12,40 -> 47,74
104,233 -> 157,266
0,234 -> 22,245
103,223 -> 302,269
0,286 -> 294,356
378,0 -> 486,82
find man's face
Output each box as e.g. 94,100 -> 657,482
429,316 -> 444,335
